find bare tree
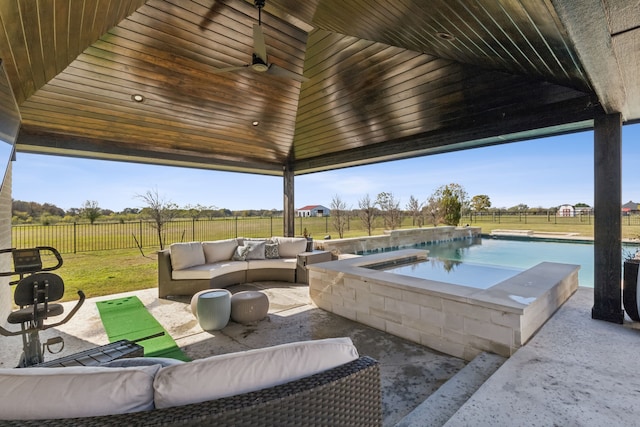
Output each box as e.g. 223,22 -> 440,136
330,194 -> 349,238
137,188 -> 178,250
358,194 -> 376,236
81,200 -> 102,224
406,195 -> 424,227
424,195 -> 442,227
376,192 -> 402,230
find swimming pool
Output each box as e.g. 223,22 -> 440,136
404,237 -> 639,288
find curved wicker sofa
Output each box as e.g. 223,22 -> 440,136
2,356 -> 381,426
158,237 -> 312,299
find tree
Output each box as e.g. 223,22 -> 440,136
376,192 -> 402,230
440,186 -> 462,226
358,194 -> 376,236
81,200 -> 102,224
424,195 -> 442,226
470,195 -> 491,212
137,188 -> 178,250
430,183 -> 466,226
406,195 -> 424,227
331,194 -> 349,238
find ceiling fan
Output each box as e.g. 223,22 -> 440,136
212,0 -> 308,82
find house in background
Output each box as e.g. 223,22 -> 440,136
558,204 -> 592,217
557,204 -> 576,217
296,205 -> 330,217
622,201 -> 640,215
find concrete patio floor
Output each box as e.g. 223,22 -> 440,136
2,282 -> 639,426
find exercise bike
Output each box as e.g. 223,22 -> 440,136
0,247 -> 85,367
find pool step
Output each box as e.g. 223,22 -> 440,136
394,352 -> 506,427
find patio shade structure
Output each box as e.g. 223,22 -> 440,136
0,0 -> 639,323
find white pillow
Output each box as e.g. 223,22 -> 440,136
271,237 -> 307,258
153,337 -> 359,409
169,242 -> 205,270
202,239 -> 239,263
0,364 -> 160,420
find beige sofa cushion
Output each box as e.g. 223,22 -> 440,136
203,238 -> 239,263
247,258 -> 297,270
0,364 -> 160,420
172,261 -> 248,280
170,242 -> 205,270
153,337 -> 359,409
271,237 -> 307,258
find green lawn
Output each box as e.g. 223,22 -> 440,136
48,221 -> 639,302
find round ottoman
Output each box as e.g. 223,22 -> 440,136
190,289 -> 231,331
230,291 -> 269,325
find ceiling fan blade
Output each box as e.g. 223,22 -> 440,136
253,24 -> 268,64
267,64 -> 309,83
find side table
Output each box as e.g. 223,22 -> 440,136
194,289 -> 231,331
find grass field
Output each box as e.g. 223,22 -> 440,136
42,219 -> 640,302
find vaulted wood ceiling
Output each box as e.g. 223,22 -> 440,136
0,0 -> 638,176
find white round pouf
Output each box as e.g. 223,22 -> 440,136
194,289 -> 231,331
230,291 -> 269,325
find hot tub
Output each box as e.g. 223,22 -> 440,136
307,249 -> 579,360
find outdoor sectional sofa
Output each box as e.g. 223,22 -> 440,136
0,338 -> 382,426
158,236 -> 315,299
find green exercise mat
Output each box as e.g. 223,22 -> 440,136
96,296 -> 189,361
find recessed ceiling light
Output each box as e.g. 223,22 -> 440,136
436,32 -> 456,41
252,121 -> 260,126
131,94 -> 145,103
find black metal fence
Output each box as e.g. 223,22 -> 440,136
11,212 -> 640,254
11,216 -> 334,254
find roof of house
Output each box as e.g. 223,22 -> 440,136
296,205 -> 325,211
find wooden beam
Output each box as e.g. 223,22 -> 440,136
551,0 -> 628,118
592,111 -> 624,323
294,95 -> 597,174
283,161 -> 295,237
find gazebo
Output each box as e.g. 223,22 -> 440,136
0,0 -> 638,324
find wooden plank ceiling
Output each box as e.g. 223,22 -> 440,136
0,0 -> 638,176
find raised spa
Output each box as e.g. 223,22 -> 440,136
371,258 -> 524,290
308,249 -> 579,361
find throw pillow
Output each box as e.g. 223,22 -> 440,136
265,243 -> 280,259
169,242 -> 205,270
245,240 -> 266,260
202,238 -> 240,262
232,245 -> 249,261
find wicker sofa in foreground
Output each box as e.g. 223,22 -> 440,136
0,339 -> 382,426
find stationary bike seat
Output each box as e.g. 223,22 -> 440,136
7,273 -> 66,324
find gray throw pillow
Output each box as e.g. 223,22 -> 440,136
265,243 -> 280,259
245,240 -> 266,260
232,245 -> 250,261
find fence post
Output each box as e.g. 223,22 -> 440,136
192,218 -> 196,241
235,217 -> 238,238
139,220 -> 143,248
73,222 -> 77,254
270,216 -> 273,237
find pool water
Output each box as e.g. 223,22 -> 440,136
382,258 -> 523,289
408,237 -> 639,288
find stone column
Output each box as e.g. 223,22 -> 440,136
592,112 -> 624,323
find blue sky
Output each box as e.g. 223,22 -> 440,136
11,123 -> 640,212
